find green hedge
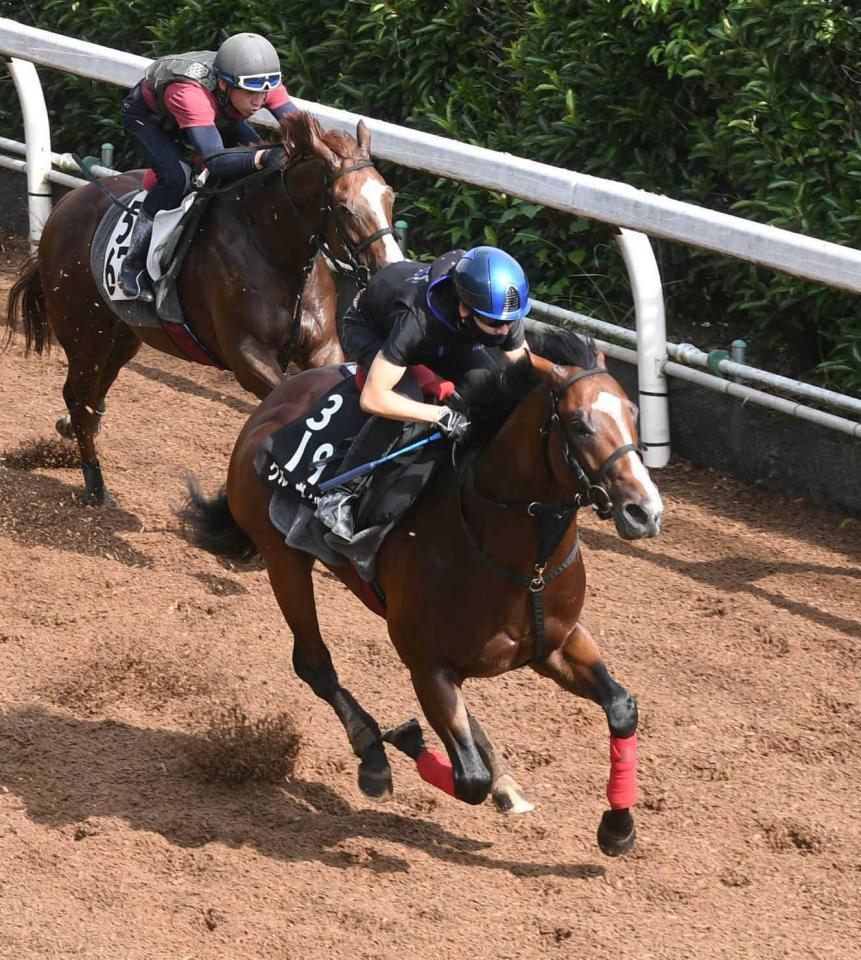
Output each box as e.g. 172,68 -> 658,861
1,0 -> 859,393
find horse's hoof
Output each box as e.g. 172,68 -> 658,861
358,753 -> 393,799
597,808 -> 636,857
55,415 -> 74,440
492,774 -> 535,814
80,488 -> 116,508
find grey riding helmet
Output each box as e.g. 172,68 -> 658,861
213,33 -> 282,91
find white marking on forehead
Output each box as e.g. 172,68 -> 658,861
594,391 -> 627,436
360,179 -> 404,263
594,390 -> 661,501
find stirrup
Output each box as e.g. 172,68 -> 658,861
316,489 -> 355,541
120,262 -> 154,303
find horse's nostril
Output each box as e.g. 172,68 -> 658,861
624,503 -> 648,526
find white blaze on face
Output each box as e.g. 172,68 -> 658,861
594,390 -> 663,507
360,179 -> 404,263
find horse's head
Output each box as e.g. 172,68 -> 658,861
536,351 -> 663,540
280,112 -> 404,274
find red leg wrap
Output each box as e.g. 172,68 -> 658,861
606,733 -> 638,809
416,748 -> 456,797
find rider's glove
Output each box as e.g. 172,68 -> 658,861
437,406 -> 471,442
258,147 -> 285,170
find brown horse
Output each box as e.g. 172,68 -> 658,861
181,334 -> 664,856
5,111 -> 402,504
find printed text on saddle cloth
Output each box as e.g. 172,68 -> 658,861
264,382 -> 368,502
103,194 -> 146,300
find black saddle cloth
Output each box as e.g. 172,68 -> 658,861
254,368 -> 448,578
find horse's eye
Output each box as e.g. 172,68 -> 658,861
567,415 -> 595,439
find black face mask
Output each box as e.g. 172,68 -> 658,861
465,313 -> 510,348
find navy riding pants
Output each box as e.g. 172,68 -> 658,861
121,85 -> 190,218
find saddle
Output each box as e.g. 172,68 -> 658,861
254,364 -> 454,583
90,186 -> 219,366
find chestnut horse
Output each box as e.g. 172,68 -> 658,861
5,111 -> 402,504
182,333 -> 664,856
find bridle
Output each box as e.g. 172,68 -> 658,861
544,366 -> 644,520
202,149 -> 397,367
454,364 -> 645,666
322,160 -> 398,287
200,150 -> 397,284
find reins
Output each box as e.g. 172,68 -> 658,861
201,148 -> 394,370
453,366 -> 645,666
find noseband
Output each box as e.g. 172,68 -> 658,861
544,366 -> 644,519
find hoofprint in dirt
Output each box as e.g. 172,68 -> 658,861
0,241 -> 859,960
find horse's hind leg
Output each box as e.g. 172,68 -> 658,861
533,622 -> 638,857
468,713 -> 535,814
58,318 -> 134,505
262,540 -> 392,798
57,324 -> 141,440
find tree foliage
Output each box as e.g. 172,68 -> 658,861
2,0 -> 859,392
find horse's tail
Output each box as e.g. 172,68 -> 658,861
4,254 -> 51,356
178,475 -> 258,559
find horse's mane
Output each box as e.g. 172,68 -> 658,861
279,110 -> 362,161
458,326 -> 599,446
526,322 -> 599,369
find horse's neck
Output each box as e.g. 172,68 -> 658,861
471,386 -> 561,503
223,168 -> 321,269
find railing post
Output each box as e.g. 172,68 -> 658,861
7,57 -> 52,249
615,229 -> 671,468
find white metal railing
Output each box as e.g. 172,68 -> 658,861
1,17 -> 859,443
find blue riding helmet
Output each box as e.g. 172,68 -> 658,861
453,246 -> 531,324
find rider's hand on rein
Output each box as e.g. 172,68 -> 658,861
437,406 -> 471,442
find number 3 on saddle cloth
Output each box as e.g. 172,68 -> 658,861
253,364 -> 454,588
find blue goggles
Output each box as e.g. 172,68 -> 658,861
224,72 -> 282,92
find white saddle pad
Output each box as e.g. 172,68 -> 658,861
101,190 -> 197,301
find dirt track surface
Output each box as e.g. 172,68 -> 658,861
0,236 -> 859,960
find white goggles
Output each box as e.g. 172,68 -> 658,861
226,72 -> 282,92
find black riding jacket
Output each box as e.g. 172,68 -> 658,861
354,250 -> 525,382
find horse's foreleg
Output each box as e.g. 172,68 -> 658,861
468,713 -> 535,814
393,668 -> 491,806
224,338 -> 285,400
533,622 -> 638,857
263,543 -> 392,798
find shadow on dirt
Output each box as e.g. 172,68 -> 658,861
0,466 -> 151,568
127,360 -> 257,417
582,525 -> 860,640
0,705 -> 605,880
654,461 -> 861,563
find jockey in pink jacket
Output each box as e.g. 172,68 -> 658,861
120,33 -> 297,301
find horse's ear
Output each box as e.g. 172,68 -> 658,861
528,352 -> 556,377
596,348 -> 607,368
356,119 -> 372,156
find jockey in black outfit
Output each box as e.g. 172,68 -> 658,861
316,244 -> 532,540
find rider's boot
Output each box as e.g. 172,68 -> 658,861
316,486 -> 356,541
120,210 -> 155,302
